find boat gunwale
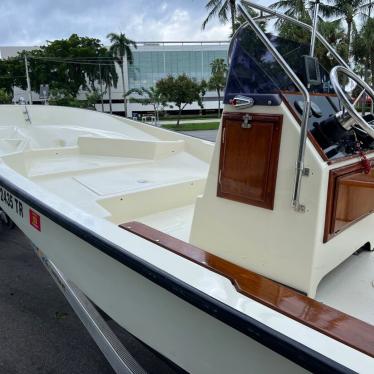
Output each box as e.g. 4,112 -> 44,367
0,172 -> 359,374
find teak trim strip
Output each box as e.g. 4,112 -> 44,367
120,221 -> 374,358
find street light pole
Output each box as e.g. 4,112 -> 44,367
24,55 -> 32,105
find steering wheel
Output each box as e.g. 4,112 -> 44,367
330,65 -> 374,139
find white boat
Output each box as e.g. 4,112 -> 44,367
0,2 -> 373,373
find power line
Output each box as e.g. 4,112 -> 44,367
32,56 -> 117,60
0,75 -> 26,79
4,55 -> 119,66
28,56 -> 118,66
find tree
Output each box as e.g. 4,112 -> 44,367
271,1 -> 348,67
270,1 -> 312,53
0,57 -> 25,98
100,50 -> 119,114
107,32 -> 137,116
208,58 -> 228,117
14,35 -> 108,97
125,86 -> 165,125
156,74 -> 206,126
0,88 -> 12,104
316,18 -> 346,70
270,0 -> 310,20
319,0 -> 372,60
85,91 -> 101,109
202,0 -> 238,34
352,17 -> 374,85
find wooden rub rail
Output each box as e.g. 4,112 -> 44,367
120,221 -> 374,358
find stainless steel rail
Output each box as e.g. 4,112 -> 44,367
309,0 -> 320,57
238,2 -> 311,212
19,98 -> 31,124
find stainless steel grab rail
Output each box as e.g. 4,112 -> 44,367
19,97 -> 31,124
238,2 -> 311,212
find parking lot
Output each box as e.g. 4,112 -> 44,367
0,226 -> 184,373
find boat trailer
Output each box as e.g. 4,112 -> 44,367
31,244 -> 148,374
32,244 -> 148,374
0,213 -> 147,374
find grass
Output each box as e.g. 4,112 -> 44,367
161,122 -> 220,131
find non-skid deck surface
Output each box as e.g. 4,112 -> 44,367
27,150 -> 207,228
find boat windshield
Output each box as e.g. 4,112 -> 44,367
225,26 -> 333,103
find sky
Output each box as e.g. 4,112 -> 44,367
0,0 -> 273,46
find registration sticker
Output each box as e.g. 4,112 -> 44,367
29,209 -> 41,231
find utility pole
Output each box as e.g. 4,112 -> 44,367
24,55 -> 32,105
99,63 -> 104,112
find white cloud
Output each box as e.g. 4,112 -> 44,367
124,7 -> 230,42
160,2 -> 168,12
0,0 -> 234,46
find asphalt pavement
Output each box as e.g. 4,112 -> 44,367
181,130 -> 218,142
0,227 -> 184,374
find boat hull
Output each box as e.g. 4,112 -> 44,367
0,174 -> 357,374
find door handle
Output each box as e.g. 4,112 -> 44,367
229,95 -> 255,109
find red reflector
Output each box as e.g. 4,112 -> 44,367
29,209 -> 41,231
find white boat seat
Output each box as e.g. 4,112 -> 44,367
78,136 -> 185,160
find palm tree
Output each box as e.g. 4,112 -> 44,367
202,0 -> 237,33
353,17 -> 374,85
107,32 -> 137,116
319,1 -> 372,60
272,0 -> 311,46
101,51 -> 118,114
270,0 -> 310,22
125,86 -> 164,125
317,18 -> 346,70
208,58 -> 228,117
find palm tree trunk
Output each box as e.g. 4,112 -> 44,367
153,104 -> 159,126
108,84 -> 113,114
230,0 -> 236,33
217,89 -> 221,118
99,64 -> 104,112
120,59 -> 126,116
346,20 -> 352,61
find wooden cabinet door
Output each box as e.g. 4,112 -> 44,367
325,163 -> 374,242
217,113 -> 283,210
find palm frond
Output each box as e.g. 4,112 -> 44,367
202,0 -> 224,29
218,2 -> 229,23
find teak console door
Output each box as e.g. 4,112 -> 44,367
324,161 -> 374,242
217,113 -> 283,210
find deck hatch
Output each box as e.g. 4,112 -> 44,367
217,113 -> 283,209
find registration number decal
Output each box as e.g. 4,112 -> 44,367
0,186 -> 24,218
29,209 -> 42,231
